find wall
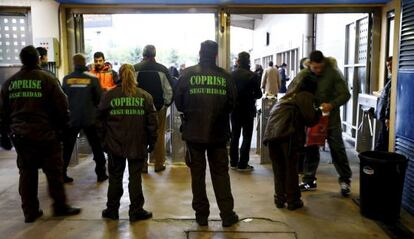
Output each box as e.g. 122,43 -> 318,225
0,0 -> 62,77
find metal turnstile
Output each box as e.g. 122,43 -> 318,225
355,93 -> 380,152
260,97 -> 277,164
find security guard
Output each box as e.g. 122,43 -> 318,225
99,64 -> 158,222
0,45 -> 81,223
62,54 -> 108,183
174,40 -> 239,227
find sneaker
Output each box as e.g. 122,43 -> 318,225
97,174 -> 109,182
237,165 -> 254,172
24,209 -> 43,223
222,213 -> 239,227
340,182 -> 351,197
54,206 -> 81,217
63,175 -> 74,183
129,209 -> 152,222
196,217 -> 208,226
299,181 -> 317,192
275,199 -> 286,209
102,209 -> 119,220
287,200 -> 304,211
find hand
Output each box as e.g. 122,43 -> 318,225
147,144 -> 155,153
385,119 -> 390,130
320,103 -> 333,113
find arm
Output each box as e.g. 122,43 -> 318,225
329,70 -> 351,109
261,70 -> 267,91
174,75 -> 186,112
296,92 -> 321,127
46,78 -> 70,135
0,83 -> 12,150
226,75 -> 237,112
252,74 -> 263,99
159,71 -> 173,106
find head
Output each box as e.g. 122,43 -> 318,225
36,47 -> 48,64
281,63 -> 287,68
143,45 -> 156,59
269,61 -> 274,67
72,53 -> 86,67
299,75 -> 318,94
386,56 -> 393,74
93,52 -> 105,70
199,40 -> 218,61
309,50 -> 325,76
169,66 -> 179,78
119,64 -> 137,97
237,51 -> 250,69
20,45 -> 40,67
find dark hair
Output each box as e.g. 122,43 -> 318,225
299,57 -> 307,70
238,51 -> 250,68
281,63 -> 287,67
386,56 -> 393,62
20,45 -> 39,67
200,40 -> 218,59
269,61 -> 274,67
143,45 -> 156,58
309,50 -> 325,63
36,47 -> 47,58
93,51 -> 105,60
73,53 -> 86,66
299,75 -> 318,94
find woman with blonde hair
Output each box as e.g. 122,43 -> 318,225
98,63 -> 158,222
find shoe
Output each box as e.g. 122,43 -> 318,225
230,165 -> 238,170
97,174 -> 109,182
287,200 -> 304,211
102,209 -> 119,220
275,200 -> 286,208
237,165 -> 254,172
54,206 -> 81,217
196,217 -> 208,226
222,213 -> 239,227
154,165 -> 166,172
129,209 -> 152,222
299,181 -> 317,192
63,175 -> 74,183
340,182 -> 351,197
24,209 -> 43,223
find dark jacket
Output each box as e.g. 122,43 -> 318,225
231,66 -> 262,117
287,57 -> 350,129
0,66 -> 69,141
98,86 -> 158,159
279,67 -> 289,93
375,79 -> 391,121
174,60 -> 237,144
62,66 -> 102,128
134,59 -> 173,111
264,91 -> 321,145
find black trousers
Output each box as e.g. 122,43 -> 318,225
375,120 -> 389,151
268,138 -> 301,203
186,142 -> 236,220
12,137 -> 67,218
106,155 -> 145,216
302,127 -> 352,184
230,114 -> 254,168
63,126 -> 106,176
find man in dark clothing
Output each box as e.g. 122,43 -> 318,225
230,52 -> 262,171
36,47 -> 55,77
0,45 -> 81,223
279,63 -> 290,93
134,45 -> 173,172
288,51 -> 352,197
62,54 -> 108,183
375,56 -> 393,151
175,40 -> 239,227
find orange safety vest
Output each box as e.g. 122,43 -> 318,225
90,65 -> 116,91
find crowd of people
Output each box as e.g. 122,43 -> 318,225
0,40 -> 371,227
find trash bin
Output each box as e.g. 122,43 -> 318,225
359,151 -> 408,222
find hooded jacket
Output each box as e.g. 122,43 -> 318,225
62,65 -> 102,128
98,86 -> 158,159
287,57 -> 350,129
89,63 -> 118,91
174,59 -> 237,144
0,66 -> 69,141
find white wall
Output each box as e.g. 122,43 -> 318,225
251,14 -> 308,66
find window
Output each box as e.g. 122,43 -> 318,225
262,55 -> 273,68
276,48 -> 299,77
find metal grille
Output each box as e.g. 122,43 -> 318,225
395,136 -> 414,214
357,17 -> 369,64
0,15 -> 30,65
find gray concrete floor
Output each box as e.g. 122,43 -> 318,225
0,143 -> 413,239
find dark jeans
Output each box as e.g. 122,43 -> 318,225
12,137 -> 67,218
230,114 -> 254,168
63,126 -> 106,176
106,155 -> 145,216
302,126 -> 352,184
269,138 -> 301,203
186,142 -> 236,220
375,120 -> 389,151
